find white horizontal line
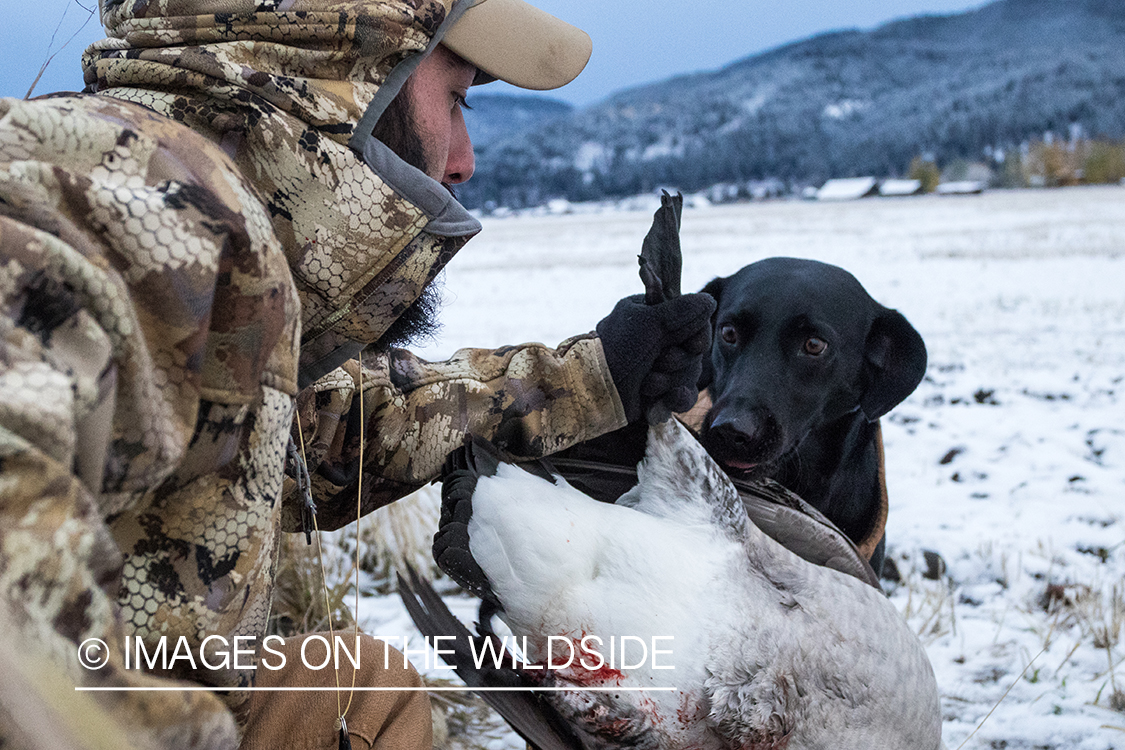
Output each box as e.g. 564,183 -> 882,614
75,686 -> 678,693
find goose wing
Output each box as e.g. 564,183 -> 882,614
397,567 -> 583,750
734,478 -> 880,589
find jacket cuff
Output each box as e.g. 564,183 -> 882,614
563,333 -> 628,437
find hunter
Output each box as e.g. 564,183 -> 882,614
0,0 -> 714,747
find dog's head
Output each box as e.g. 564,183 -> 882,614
698,257 -> 926,476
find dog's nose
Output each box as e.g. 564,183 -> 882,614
710,416 -> 756,449
704,408 -> 779,468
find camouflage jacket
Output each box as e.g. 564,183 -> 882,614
0,1 -> 624,747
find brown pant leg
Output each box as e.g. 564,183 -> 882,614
240,634 -> 432,750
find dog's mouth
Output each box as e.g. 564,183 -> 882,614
715,458 -> 777,482
719,458 -> 760,473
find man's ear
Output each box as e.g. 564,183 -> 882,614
860,309 -> 927,421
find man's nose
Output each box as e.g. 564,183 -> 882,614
444,111 -> 475,185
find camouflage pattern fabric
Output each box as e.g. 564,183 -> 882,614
0,93 -> 294,749
287,337 -> 625,531
0,0 -> 625,747
85,0 -> 458,356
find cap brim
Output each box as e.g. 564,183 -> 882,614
442,0 -> 592,91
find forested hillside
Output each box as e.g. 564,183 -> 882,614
460,0 -> 1125,208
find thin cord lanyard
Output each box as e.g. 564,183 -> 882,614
295,363 -> 365,749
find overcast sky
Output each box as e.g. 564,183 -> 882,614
2,0 -> 988,105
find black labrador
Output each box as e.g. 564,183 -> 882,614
697,257 -> 927,575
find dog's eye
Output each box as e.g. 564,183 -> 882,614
719,324 -> 738,345
803,337 -> 828,356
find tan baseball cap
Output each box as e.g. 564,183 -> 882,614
442,0 -> 592,90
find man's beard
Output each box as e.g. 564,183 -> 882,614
371,276 -> 444,353
367,89 -> 445,353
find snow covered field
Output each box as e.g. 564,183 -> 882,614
356,185 -> 1125,749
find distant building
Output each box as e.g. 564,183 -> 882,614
706,183 -> 742,204
935,181 -> 986,195
704,179 -> 786,204
817,177 -> 879,201
746,178 -> 787,200
879,179 -> 923,197
546,198 -> 573,214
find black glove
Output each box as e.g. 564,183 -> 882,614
597,292 -> 715,423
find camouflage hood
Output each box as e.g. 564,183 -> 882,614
84,0 -> 481,387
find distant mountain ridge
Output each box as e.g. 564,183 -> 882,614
459,0 -> 1125,208
463,93 -> 573,149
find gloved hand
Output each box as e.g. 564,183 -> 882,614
596,292 -> 715,423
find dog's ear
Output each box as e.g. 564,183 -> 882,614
698,356 -> 714,390
860,309 -> 927,421
699,275 -> 726,302
696,276 -> 726,390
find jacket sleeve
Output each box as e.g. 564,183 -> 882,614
0,96 -> 277,749
286,335 -> 628,531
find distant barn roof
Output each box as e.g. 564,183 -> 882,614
936,180 -> 986,195
879,179 -> 923,197
817,177 -> 879,201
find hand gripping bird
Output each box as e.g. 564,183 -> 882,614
400,195 -> 945,750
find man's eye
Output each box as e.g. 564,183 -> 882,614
454,93 -> 472,111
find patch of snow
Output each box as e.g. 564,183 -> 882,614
641,137 -> 684,161
739,88 -> 774,115
717,116 -> 744,135
823,99 -> 870,119
573,141 -> 609,172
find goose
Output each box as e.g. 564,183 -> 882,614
401,416 -> 945,750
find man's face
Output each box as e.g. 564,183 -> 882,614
365,45 -> 479,352
404,44 -> 476,185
